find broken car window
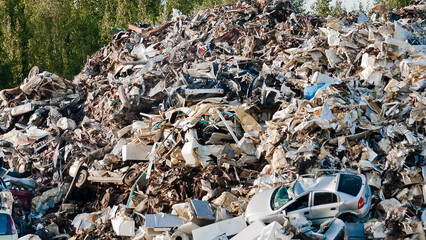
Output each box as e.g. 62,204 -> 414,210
313,192 -> 337,206
337,174 -> 362,196
271,186 -> 292,210
285,194 -> 309,213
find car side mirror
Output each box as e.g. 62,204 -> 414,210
281,210 -> 286,216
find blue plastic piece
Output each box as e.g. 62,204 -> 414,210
358,13 -> 369,24
304,81 -> 339,100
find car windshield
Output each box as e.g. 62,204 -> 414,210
271,186 -> 293,210
0,213 -> 10,235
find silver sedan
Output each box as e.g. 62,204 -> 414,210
245,171 -> 372,225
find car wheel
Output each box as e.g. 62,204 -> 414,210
75,168 -> 88,188
27,66 -> 42,79
339,213 -> 358,223
101,191 -> 111,209
124,168 -> 139,186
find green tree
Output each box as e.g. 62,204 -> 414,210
0,0 -> 27,87
0,47 -> 13,89
23,0 -> 104,80
138,0 -> 163,24
0,0 -> 243,90
98,0 -> 137,43
332,0 -> 345,16
0,0 -> 105,85
292,0 -> 305,13
374,0 -> 410,9
312,0 -> 331,17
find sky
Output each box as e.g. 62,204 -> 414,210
305,0 -> 374,12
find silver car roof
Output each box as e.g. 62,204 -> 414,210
294,175 -> 338,197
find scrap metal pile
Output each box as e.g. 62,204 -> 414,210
0,0 -> 425,239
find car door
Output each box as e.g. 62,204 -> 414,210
283,192 -> 311,219
309,191 -> 339,225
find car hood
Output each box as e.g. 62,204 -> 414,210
245,187 -> 277,223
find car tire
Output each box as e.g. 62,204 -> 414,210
27,66 -> 42,79
123,168 -> 139,186
75,168 -> 88,188
101,190 -> 112,209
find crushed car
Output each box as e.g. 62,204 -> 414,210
69,160 -> 142,188
245,170 -> 372,225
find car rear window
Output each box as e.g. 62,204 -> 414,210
337,174 -> 362,196
0,213 -> 11,235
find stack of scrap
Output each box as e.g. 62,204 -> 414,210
0,0 -> 424,239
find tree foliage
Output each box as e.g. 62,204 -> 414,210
0,0 -> 237,90
0,0 -> 26,88
312,0 -> 331,17
0,0 -> 107,88
332,0 -> 345,16
292,0 -> 305,13
374,0 -> 410,10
